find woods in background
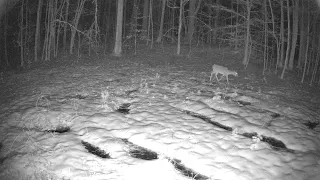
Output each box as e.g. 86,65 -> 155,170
0,0 -> 320,85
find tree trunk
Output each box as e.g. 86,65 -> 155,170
141,0 -> 149,37
156,0 -> 166,43
148,0 -> 153,46
131,0 -> 138,33
25,0 -> 30,64
279,0 -> 284,68
281,0 -> 291,79
3,2 -> 9,67
34,0 -> 43,62
177,0 -> 183,55
114,0 -> 124,56
242,0 -> 251,67
46,0 -> 53,61
298,0 -> 306,69
42,0 -> 49,61
301,0 -> 310,83
52,0 -> 58,58
0,16 -> 3,67
267,0 -> 279,72
123,0 -> 127,39
263,0 -> 268,73
20,0 -> 24,67
188,0 -> 196,43
63,0 -> 69,54
69,0 -> 85,54
171,3 -> 175,43
99,0 -> 105,34
235,0 -> 239,50
213,0 -> 220,45
288,0 -> 298,70
310,33 -> 320,85
106,0 -> 113,38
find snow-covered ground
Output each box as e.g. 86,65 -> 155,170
0,49 -> 320,180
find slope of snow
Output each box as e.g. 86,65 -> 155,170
0,58 -> 319,180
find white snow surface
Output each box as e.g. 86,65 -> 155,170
0,61 -> 319,180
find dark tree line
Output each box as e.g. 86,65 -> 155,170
0,0 -> 320,85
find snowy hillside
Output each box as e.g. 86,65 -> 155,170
0,51 -> 319,180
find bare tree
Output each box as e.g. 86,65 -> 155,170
263,0 -> 268,73
188,0 -> 196,43
188,0 -> 202,47
213,0 -> 221,45
141,0 -> 149,37
281,0 -> 291,79
310,30 -> 320,85
63,0 -> 69,54
130,0 -> 139,55
69,0 -> 85,54
114,0 -> 124,56
42,0 -> 58,61
278,0 -> 284,69
147,0 -> 154,47
234,0 -> 239,49
177,0 -> 185,55
3,0 -> 9,67
298,0 -> 306,69
156,0 -> 166,43
19,0 -> 25,67
301,0 -> 310,83
242,0 -> 251,67
0,13 -> 3,67
131,0 -> 138,33
34,0 -> 43,62
267,0 -> 279,72
288,0 -> 299,70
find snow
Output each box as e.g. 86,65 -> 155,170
0,57 -> 319,180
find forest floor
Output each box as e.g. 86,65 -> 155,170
0,45 -> 319,180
